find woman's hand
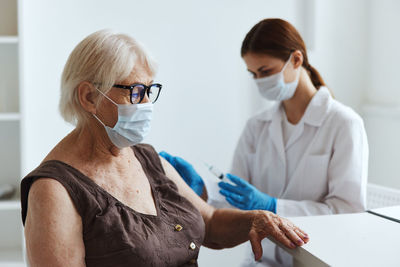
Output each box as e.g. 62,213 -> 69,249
249,210 -> 309,261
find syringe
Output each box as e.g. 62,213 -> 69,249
202,161 -> 233,184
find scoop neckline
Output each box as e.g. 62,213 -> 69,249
42,147 -> 161,219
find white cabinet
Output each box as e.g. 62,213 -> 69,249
0,0 -> 25,266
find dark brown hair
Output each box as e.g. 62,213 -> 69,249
241,18 -> 325,89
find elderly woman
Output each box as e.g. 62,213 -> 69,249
20,30 -> 309,267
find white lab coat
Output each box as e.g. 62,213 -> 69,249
230,87 -> 368,266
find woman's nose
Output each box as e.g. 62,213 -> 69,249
141,93 -> 150,103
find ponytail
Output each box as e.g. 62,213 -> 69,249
305,64 -> 325,89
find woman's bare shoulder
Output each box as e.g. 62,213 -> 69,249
27,178 -> 80,222
25,178 -> 85,266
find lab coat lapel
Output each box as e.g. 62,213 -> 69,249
269,106 -> 286,163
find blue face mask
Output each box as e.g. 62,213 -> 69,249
93,90 -> 153,148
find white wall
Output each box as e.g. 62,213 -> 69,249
362,0 -> 400,189
308,0 -> 369,113
20,0 -> 299,175
366,0 -> 400,105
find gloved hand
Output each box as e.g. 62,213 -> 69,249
218,173 -> 277,213
159,151 -> 204,196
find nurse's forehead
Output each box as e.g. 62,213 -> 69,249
244,53 -> 282,66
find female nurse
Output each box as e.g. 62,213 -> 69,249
161,18 -> 368,266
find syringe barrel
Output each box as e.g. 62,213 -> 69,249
209,166 -> 224,179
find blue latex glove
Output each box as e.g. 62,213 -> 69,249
159,151 -> 204,196
218,173 -> 277,213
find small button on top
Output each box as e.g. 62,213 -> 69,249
175,224 -> 183,231
189,242 -> 196,250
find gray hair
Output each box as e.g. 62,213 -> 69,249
59,29 -> 157,125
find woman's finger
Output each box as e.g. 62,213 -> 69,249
295,227 -> 308,237
270,224 -> 297,249
281,227 -> 304,246
294,228 -> 309,243
248,229 -> 263,261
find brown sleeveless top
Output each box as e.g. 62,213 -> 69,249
21,144 -> 205,267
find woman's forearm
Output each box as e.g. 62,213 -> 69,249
203,208 -> 255,248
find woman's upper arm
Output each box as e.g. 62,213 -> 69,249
24,178 -> 86,267
159,156 -> 215,223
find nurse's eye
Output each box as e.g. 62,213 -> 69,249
260,70 -> 272,77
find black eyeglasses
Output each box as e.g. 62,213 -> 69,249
113,83 -> 162,104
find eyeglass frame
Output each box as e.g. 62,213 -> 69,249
113,83 -> 162,104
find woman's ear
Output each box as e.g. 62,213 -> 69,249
292,50 -> 303,69
77,82 -> 97,114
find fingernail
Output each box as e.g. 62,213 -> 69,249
290,242 -> 296,248
297,239 -> 304,245
254,253 -> 259,261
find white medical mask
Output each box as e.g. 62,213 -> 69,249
255,54 -> 300,101
93,90 -> 153,148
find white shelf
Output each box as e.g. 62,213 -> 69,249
0,1 -> 22,266
0,36 -> 18,44
0,113 -> 20,121
0,199 -> 20,211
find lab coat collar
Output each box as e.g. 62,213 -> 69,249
258,86 -> 332,127
302,86 -> 332,127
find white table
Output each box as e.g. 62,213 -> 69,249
268,206 -> 400,267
